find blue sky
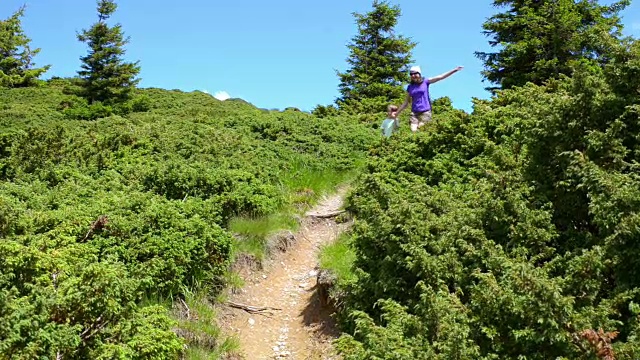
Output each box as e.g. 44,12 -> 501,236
2,0 -> 639,113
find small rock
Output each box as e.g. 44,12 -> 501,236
309,270 -> 318,277
273,346 -> 280,352
248,318 -> 255,326
262,274 -> 267,279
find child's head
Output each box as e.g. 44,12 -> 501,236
387,104 -> 398,116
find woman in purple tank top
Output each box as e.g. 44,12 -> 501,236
392,65 -> 463,132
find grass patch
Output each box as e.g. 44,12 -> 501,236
229,212 -> 299,239
228,164 -> 362,263
228,211 -> 299,263
278,160 -> 363,208
319,232 -> 357,286
172,288 -> 241,360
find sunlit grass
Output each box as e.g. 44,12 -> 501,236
229,210 -> 299,263
172,288 -> 241,360
278,160 -> 361,209
229,211 -> 299,239
227,161 -> 362,263
319,232 -> 357,286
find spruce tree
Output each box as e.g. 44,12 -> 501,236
0,5 -> 50,87
476,0 -> 630,93
77,0 -> 140,105
336,0 -> 416,113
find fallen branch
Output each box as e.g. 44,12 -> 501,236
308,210 -> 345,218
227,301 -> 282,314
299,230 -> 312,243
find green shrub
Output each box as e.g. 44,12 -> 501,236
0,84 -> 379,358
336,41 -> 640,359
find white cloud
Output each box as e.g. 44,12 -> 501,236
201,89 -> 209,94
213,91 -> 230,101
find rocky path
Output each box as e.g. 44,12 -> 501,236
219,187 -> 349,359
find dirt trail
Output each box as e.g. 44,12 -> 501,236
220,187 -> 350,359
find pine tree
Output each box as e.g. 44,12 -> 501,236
76,0 -> 140,105
335,0 -> 416,113
0,5 -> 50,87
476,0 -> 630,93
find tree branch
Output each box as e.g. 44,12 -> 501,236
227,301 -> 282,314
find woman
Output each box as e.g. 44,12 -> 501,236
392,65 -> 463,132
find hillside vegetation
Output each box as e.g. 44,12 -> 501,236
0,82 -> 378,358
3,0 -> 640,358
330,41 -> 640,359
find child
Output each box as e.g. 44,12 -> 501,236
381,104 -> 399,138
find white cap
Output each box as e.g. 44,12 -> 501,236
409,66 -> 421,74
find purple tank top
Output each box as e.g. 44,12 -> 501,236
407,79 -> 431,113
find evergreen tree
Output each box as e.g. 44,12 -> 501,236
0,5 -> 50,87
476,0 -> 630,93
77,0 -> 140,105
335,0 -> 416,113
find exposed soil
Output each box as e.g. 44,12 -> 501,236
219,187 -> 350,359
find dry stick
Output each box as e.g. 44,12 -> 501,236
227,301 -> 282,314
180,298 -> 191,320
299,228 -> 312,243
309,210 -> 345,219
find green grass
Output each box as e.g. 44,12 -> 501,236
184,345 -> 239,360
172,288 -> 241,360
220,269 -> 245,294
319,232 -> 358,286
229,212 -> 299,239
279,162 -> 355,201
228,211 -> 299,262
228,163 -> 362,263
